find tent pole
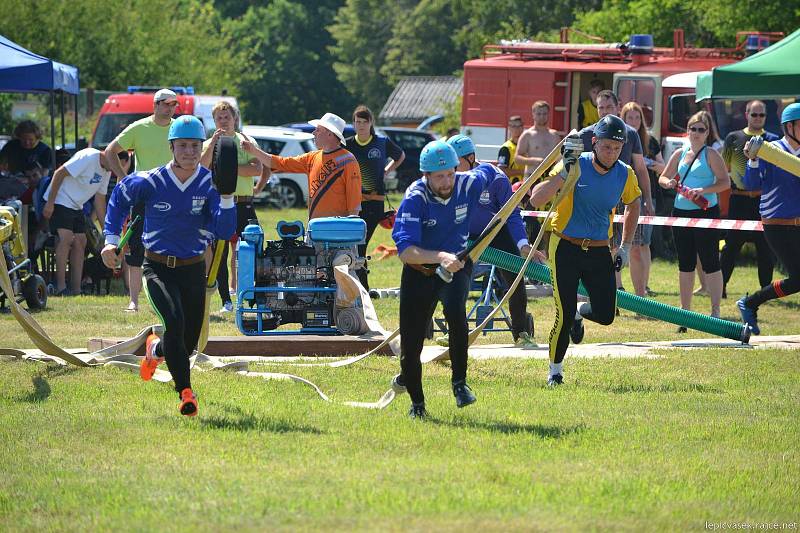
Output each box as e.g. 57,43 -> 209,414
74,93 -> 79,148
49,90 -> 56,170
60,91 -> 66,150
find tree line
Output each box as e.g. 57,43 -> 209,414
1,0 -> 797,128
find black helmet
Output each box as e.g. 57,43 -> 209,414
593,115 -> 627,143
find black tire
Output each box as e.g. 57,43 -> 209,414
23,275 -> 47,310
277,179 -> 304,208
525,312 -> 534,337
212,136 -> 239,195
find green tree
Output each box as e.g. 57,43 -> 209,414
226,0 -> 354,125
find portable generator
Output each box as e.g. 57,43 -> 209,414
236,216 -> 368,336
0,201 -> 47,311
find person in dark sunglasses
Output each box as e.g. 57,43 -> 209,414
720,100 -> 780,298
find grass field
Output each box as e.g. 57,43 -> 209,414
1,199 -> 798,531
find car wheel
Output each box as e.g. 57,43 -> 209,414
276,180 -> 304,209
23,274 -> 47,309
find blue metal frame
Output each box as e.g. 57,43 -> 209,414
235,286 -> 340,336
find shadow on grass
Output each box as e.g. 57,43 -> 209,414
200,403 -> 324,434
19,366 -> 79,403
429,418 -> 585,438
606,382 -> 722,394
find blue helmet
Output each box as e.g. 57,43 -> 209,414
780,103 -> 800,124
593,115 -> 627,143
419,140 -> 459,172
168,115 -> 206,141
447,134 -> 476,158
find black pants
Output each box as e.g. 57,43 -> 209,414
548,236 -> 616,365
357,199 -> 384,290
471,227 -> 531,340
217,202 -> 258,304
672,206 -> 722,273
744,225 -> 800,309
720,195 -> 774,289
144,259 -> 206,393
399,262 -> 472,404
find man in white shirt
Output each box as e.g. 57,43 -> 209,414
43,148 -> 126,295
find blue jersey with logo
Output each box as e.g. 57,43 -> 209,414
104,163 -> 236,258
548,153 -> 641,240
392,163 -> 503,255
468,172 -> 528,248
743,138 -> 800,219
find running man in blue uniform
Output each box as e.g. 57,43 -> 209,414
448,134 -> 541,347
391,140 -> 507,418
530,116 -> 641,386
102,116 -> 236,416
737,103 -> 800,335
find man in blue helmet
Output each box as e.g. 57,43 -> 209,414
448,133 -> 543,347
391,140 -> 508,418
737,103 -> 800,335
530,115 -> 641,387
101,115 -> 237,417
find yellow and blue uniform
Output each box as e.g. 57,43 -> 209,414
546,153 -> 640,365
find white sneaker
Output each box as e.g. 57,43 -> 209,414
219,301 -> 233,313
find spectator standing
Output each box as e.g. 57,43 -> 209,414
515,101 -> 561,176
719,100 -> 779,297
42,149 -> 128,295
736,103 -> 800,335
0,120 -> 53,174
621,102 -> 664,297
243,113 -> 362,219
104,88 -> 178,312
577,79 -> 604,129
496,115 -> 525,183
200,101 -> 264,313
345,105 -> 405,290
658,111 -> 730,322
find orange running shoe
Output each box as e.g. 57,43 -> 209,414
140,334 -> 164,381
179,388 -> 198,417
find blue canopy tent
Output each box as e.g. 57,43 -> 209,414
0,35 -> 80,168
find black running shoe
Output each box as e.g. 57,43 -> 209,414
452,381 -> 477,408
408,403 -> 427,419
547,374 -> 563,387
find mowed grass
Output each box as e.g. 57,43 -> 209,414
1,198 -> 798,530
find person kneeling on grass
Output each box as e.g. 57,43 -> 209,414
102,116 -> 236,417
529,115 -> 641,387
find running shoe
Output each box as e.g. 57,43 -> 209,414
515,332 -> 537,348
453,381 -> 477,408
737,297 -> 760,335
219,301 -> 233,314
547,374 -> 563,387
391,373 -> 407,394
408,403 -> 428,419
140,334 -> 164,381
179,387 -> 198,417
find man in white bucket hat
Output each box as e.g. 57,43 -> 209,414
242,112 -> 362,218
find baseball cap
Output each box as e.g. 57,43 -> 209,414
154,88 -> 178,103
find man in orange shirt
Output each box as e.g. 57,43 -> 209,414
243,113 -> 362,219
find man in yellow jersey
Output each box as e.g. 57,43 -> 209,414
497,115 -> 525,182
529,115 -> 640,387
578,79 -> 604,128
104,88 -> 178,312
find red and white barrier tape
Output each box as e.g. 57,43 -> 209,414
520,211 -> 764,232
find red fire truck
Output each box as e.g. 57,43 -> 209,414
461,29 -> 781,161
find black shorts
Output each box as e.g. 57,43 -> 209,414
49,204 -> 86,234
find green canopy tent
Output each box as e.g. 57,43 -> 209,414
696,28 -> 800,101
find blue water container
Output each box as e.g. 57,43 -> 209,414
307,216 -> 366,245
238,223 -> 263,294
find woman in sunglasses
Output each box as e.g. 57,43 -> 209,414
658,111 -> 730,323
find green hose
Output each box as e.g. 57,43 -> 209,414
478,245 -> 750,343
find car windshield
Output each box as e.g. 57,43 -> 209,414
91,113 -> 150,149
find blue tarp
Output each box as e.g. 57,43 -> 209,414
0,35 -> 79,94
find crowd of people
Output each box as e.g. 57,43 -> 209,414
1,85 -> 798,418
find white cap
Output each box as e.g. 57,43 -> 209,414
153,88 -> 178,103
309,112 -> 346,144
